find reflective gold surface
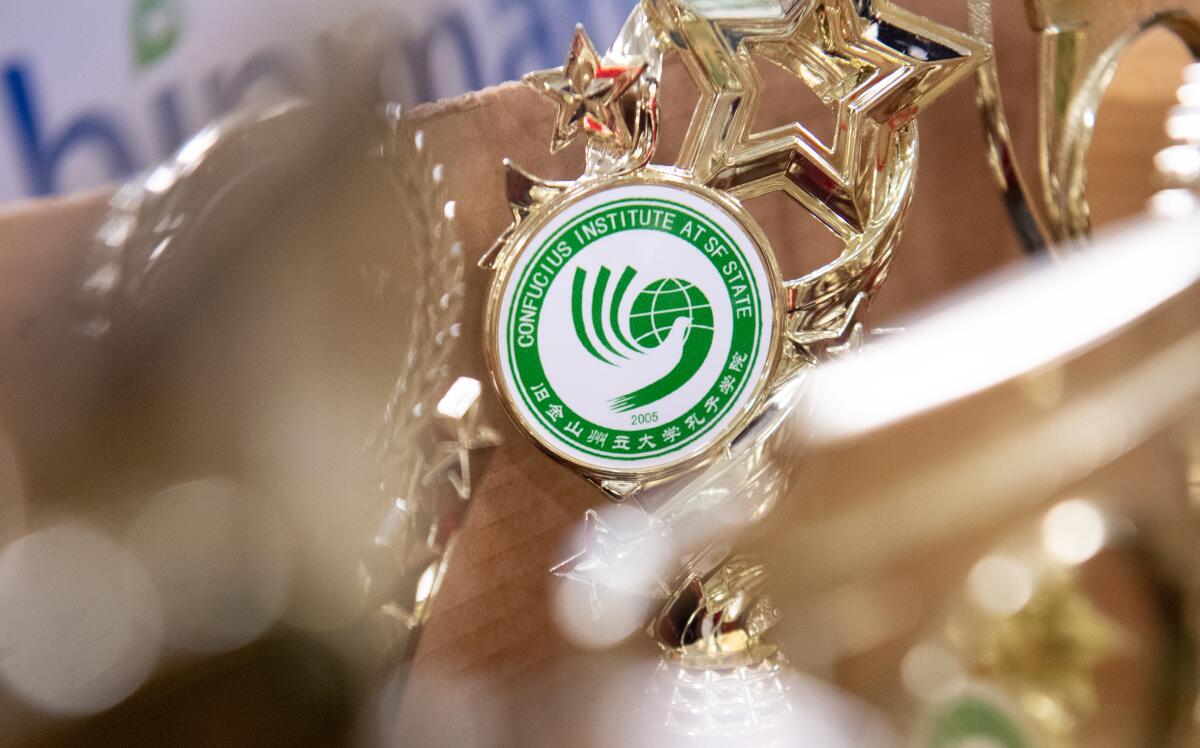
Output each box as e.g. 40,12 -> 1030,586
971,0 -> 1200,248
524,27 -> 652,155
754,216 -> 1200,745
645,0 -> 988,349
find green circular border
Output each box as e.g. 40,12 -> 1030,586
502,196 -> 768,462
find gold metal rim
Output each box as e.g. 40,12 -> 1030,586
483,167 -> 787,486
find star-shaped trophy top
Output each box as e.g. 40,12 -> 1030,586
652,0 -> 989,235
636,0 -> 987,350
969,570 -> 1120,724
525,26 -> 650,153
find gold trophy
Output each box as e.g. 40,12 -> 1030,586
480,0 -> 991,728
483,0 -> 988,498
10,3 -> 1200,744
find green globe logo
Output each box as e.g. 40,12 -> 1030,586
572,267 -> 714,413
502,195 -> 770,469
628,278 -> 714,347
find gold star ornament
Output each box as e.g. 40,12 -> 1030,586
971,570 -> 1119,721
525,25 -> 650,153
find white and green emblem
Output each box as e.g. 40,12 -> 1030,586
489,180 -> 779,479
922,693 -> 1033,748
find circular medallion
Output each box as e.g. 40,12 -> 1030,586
488,178 -> 781,477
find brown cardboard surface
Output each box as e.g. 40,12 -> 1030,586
0,189 -> 111,482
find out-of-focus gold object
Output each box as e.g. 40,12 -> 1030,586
970,0 -> 1200,248
959,568 -> 1120,739
744,212 -> 1200,745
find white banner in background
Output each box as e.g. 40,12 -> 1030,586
0,0 -> 636,202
